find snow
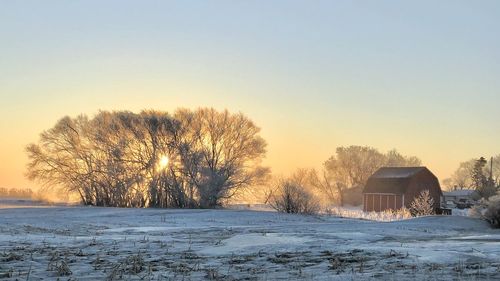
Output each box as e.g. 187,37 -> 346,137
452,208 -> 471,216
0,200 -> 499,280
200,233 -> 312,256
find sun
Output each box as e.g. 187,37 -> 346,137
158,155 -> 169,169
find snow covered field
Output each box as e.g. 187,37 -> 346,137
0,201 -> 499,280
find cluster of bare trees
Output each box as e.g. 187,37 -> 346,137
0,187 -> 34,199
0,187 -> 65,202
266,147 -> 421,214
311,146 -> 421,206
26,108 -> 269,208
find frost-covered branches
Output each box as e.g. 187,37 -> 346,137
266,171 -> 320,215
470,192 -> 500,228
26,108 -> 269,208
326,207 -> 412,222
483,194 -> 500,228
409,190 -> 435,217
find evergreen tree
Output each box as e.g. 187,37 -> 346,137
472,157 -> 497,199
471,157 -> 487,189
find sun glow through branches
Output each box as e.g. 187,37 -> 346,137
158,155 -> 169,170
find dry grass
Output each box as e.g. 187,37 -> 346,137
325,207 -> 412,221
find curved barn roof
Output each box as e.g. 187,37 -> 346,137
363,167 -> 434,194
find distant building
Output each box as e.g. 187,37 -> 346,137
442,189 -> 477,201
442,189 -> 478,208
363,167 -> 442,212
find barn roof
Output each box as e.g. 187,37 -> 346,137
443,189 -> 476,197
370,167 -> 426,179
363,167 -> 430,194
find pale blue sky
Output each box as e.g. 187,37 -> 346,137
1,0 -> 499,188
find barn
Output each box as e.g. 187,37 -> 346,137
363,167 -> 442,212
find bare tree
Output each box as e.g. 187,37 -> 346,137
443,159 -> 476,190
441,178 -> 455,191
26,115 -> 96,205
325,146 -> 386,189
175,108 -> 269,208
309,169 -> 345,206
385,149 -> 422,167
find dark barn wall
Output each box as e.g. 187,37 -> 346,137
388,195 -> 395,210
364,194 -> 371,212
396,195 -> 403,210
405,170 -> 442,209
364,194 -> 403,212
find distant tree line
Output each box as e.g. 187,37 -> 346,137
0,187 -> 34,199
0,187 -> 61,202
443,156 -> 500,199
26,108 -> 269,208
266,146 -> 422,211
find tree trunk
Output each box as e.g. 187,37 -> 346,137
337,183 -> 344,206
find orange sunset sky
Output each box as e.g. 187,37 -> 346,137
1,1 -> 500,190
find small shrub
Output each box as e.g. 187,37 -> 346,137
409,190 -> 435,217
267,179 -> 319,215
472,192 -> 500,228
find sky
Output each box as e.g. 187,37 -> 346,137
1,0 -> 499,190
